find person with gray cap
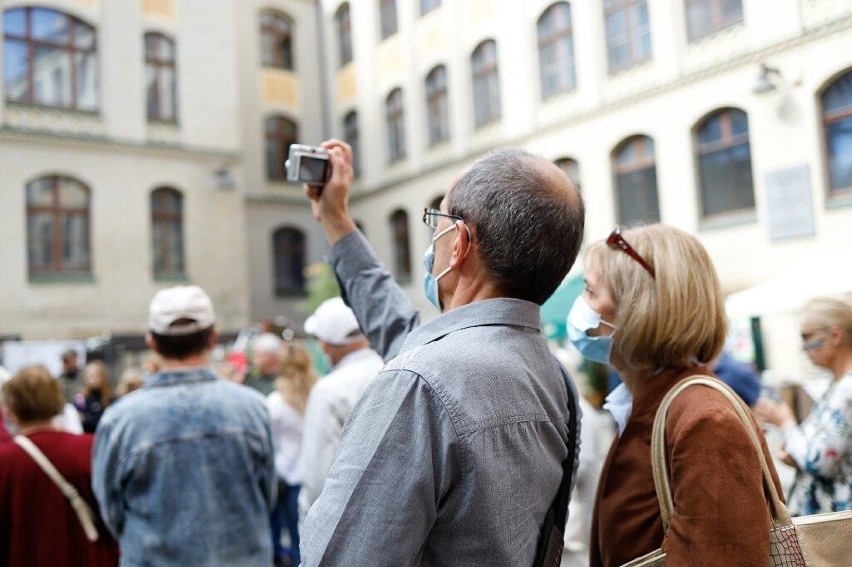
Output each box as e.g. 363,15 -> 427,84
299,140 -> 584,566
297,297 -> 383,521
91,285 -> 277,567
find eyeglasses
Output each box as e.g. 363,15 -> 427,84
606,227 -> 656,279
423,208 -> 463,229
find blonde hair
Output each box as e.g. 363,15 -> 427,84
275,341 -> 317,415
2,365 -> 65,423
83,361 -> 115,406
585,224 -> 726,370
117,368 -> 145,397
802,296 -> 852,345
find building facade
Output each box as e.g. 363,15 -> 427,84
2,0 -> 851,375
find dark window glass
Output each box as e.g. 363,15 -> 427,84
386,88 -> 406,162
26,175 -> 91,275
145,33 -> 177,123
425,65 -> 450,145
336,3 -> 353,66
379,0 -> 398,40
421,0 -> 441,16
151,187 -> 185,277
265,116 -> 298,181
389,209 -> 411,280
343,110 -> 361,177
822,69 -> 852,194
555,157 -> 581,192
685,0 -> 743,41
471,40 -> 501,128
260,10 -> 294,70
538,2 -> 576,99
613,136 -> 659,225
3,7 -> 98,111
696,108 -> 755,217
603,0 -> 651,73
273,227 -> 306,295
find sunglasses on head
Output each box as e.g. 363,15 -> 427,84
606,227 -> 655,279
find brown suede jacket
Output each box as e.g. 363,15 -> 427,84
590,365 -> 784,567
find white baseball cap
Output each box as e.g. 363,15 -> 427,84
148,285 -> 216,335
304,297 -> 363,345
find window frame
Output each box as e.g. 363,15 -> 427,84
425,65 -> 450,146
259,10 -> 294,70
612,135 -> 660,226
385,88 -> 406,163
272,227 -> 307,296
820,68 -> 852,197
144,32 -> 178,123
471,39 -> 501,129
26,175 -> 92,276
150,187 -> 185,279
603,0 -> 652,74
537,2 -> 576,99
3,6 -> 99,111
695,108 -> 755,219
265,115 -> 299,181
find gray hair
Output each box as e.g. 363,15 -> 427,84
448,149 -> 585,304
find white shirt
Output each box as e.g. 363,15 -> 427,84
267,391 -> 304,485
297,347 -> 384,520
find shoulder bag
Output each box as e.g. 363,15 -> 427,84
621,375 -> 852,567
14,435 -> 100,542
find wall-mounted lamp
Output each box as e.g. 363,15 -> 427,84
213,165 -> 236,190
753,63 -> 783,94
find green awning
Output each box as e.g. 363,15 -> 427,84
540,273 -> 584,341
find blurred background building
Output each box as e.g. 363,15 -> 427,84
1,0 -> 851,379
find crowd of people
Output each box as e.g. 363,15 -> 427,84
0,139 -> 850,567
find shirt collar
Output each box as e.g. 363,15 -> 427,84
148,366 -> 216,386
400,297 -> 542,353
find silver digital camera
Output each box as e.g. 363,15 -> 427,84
285,144 -> 331,186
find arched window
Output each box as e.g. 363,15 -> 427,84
685,0 -> 743,41
151,188 -> 185,278
604,0 -> 652,73
555,157 -> 581,192
26,175 -> 91,275
389,209 -> 412,280
613,136 -> 660,225
821,69 -> 852,195
273,227 -> 306,295
695,108 -> 755,217
386,88 -> 406,163
3,7 -> 98,111
379,0 -> 398,40
260,10 -> 294,70
335,3 -> 353,66
343,110 -> 361,177
538,2 -> 576,99
471,40 -> 501,128
425,65 -> 450,145
265,116 -> 298,180
144,33 -> 177,122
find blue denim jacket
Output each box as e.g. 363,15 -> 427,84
92,367 -> 276,567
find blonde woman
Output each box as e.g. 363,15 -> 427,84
567,224 -> 784,566
266,341 -> 317,567
755,296 -> 852,515
74,361 -> 114,433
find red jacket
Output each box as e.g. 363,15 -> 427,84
590,365 -> 784,566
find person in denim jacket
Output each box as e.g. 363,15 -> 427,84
92,285 -> 277,567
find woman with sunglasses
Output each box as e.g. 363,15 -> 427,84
754,296 -> 852,516
568,224 -> 784,566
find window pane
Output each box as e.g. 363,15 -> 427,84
74,21 -> 96,50
729,109 -> 748,137
698,113 -> 722,144
267,140 -> 284,179
618,167 -> 659,225
27,178 -> 55,206
62,214 -> 89,270
3,9 -> 26,36
32,9 -> 69,43
700,143 -> 754,215
28,212 -> 54,269
827,118 -> 852,192
722,0 -> 743,19
157,66 -> 177,121
75,51 -> 98,111
823,71 -> 852,114
33,47 -> 72,107
274,229 -> 306,294
4,40 -> 30,102
57,178 -> 87,207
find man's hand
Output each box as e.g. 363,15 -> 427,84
305,139 -> 358,245
753,398 -> 797,428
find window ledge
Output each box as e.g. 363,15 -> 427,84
698,210 -> 757,232
29,273 -> 95,284
826,192 -> 852,210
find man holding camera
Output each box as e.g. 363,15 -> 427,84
299,140 -> 584,566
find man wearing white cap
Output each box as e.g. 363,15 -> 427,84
297,297 -> 383,520
92,285 -> 277,567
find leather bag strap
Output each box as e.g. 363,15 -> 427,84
14,435 -> 100,542
650,376 -> 792,533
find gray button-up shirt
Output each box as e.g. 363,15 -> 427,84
301,230 -> 579,566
